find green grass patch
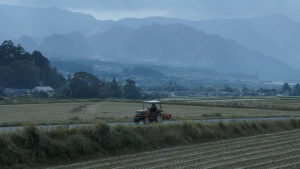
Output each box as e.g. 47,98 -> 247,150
1,119 -> 300,168
1,100 -> 300,127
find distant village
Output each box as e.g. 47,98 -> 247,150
1,82 -> 299,99
2,86 -> 55,98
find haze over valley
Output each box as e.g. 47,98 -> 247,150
1,1 -> 300,87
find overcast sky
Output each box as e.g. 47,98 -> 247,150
1,0 -> 300,21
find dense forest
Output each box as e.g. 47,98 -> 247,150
65,72 -> 141,99
0,41 -> 142,99
0,40 -> 66,89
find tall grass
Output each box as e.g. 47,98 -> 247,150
2,119 -> 300,168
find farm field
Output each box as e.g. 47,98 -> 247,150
163,96 -> 300,110
1,98 -> 300,126
49,128 -> 300,169
1,97 -> 300,126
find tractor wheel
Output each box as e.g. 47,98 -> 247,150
143,117 -> 150,125
155,113 -> 163,123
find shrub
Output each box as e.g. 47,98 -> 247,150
217,122 -> 227,131
290,119 -> 300,128
0,137 -> 25,166
66,134 -> 96,157
91,122 -> 112,150
251,122 -> 259,131
111,126 -> 143,150
69,116 -> 80,121
2,120 -> 300,168
47,127 -> 68,139
182,122 -> 201,141
37,135 -> 56,159
24,124 -> 40,151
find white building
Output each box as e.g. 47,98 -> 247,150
33,86 -> 54,92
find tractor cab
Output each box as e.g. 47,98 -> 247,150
134,100 -> 171,124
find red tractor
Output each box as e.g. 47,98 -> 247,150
134,100 -> 171,124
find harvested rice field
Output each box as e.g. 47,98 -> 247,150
48,128 -> 300,169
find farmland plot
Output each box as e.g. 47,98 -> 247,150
1,100 -> 300,126
166,96 -> 300,111
49,129 -> 300,169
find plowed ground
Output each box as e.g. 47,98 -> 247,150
48,129 -> 300,169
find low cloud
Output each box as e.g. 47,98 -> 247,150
1,0 -> 300,21
69,8 -> 169,20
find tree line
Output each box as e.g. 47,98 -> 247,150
149,81 -> 300,97
228,83 -> 300,96
62,72 -> 141,99
279,83 -> 300,96
0,41 -> 65,89
0,41 -> 142,99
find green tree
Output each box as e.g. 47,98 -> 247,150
39,67 -> 66,89
0,87 -> 5,96
281,83 -> 291,94
10,60 -> 40,88
224,85 -> 234,92
69,72 -> 103,98
0,40 -> 25,65
32,50 -> 50,68
0,66 -> 13,87
292,83 -> 300,96
0,41 -> 66,89
123,79 -> 141,99
109,77 -> 122,98
242,86 -> 249,95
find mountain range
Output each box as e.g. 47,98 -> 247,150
1,4 -> 300,80
117,15 -> 300,68
0,4 -> 113,38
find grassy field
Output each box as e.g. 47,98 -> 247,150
1,97 -> 300,126
48,128 -> 300,169
163,96 -> 300,110
1,99 -> 300,126
2,97 -> 300,168
2,120 -> 300,169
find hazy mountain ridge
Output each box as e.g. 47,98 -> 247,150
0,4 -> 113,38
118,15 -> 300,68
34,24 -> 297,80
1,5 -> 299,80
192,15 -> 300,68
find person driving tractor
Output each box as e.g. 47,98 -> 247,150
150,103 -> 157,112
134,100 -> 171,124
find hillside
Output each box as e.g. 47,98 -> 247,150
192,15 -> 300,68
0,41 -> 66,88
0,4 -> 113,38
117,15 -> 300,68
37,24 -> 297,80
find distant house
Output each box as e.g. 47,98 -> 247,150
31,86 -> 54,98
33,86 -> 54,97
4,88 -> 30,97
